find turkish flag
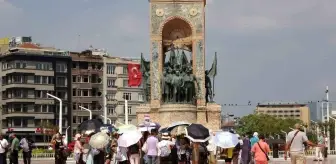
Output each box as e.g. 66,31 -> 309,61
128,63 -> 142,86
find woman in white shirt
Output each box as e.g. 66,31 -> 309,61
0,135 -> 8,164
73,133 -> 83,164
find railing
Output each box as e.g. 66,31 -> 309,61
267,150 -> 336,158
8,153 -> 74,159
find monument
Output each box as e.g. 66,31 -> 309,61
136,0 -> 221,130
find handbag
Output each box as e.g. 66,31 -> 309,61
257,142 -> 270,161
141,141 -> 148,154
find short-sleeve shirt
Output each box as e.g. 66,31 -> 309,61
251,141 -> 270,162
0,139 -> 9,153
317,136 -> 324,145
286,130 -> 308,152
146,136 -> 159,156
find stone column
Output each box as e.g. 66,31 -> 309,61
150,39 -> 162,109
193,38 -> 206,107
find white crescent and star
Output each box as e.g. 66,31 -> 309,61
132,66 -> 139,78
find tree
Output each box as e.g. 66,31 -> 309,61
40,122 -> 59,148
236,114 -> 303,138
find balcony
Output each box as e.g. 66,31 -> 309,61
3,69 -> 54,76
72,96 -> 103,102
2,98 -> 54,104
2,83 -> 54,90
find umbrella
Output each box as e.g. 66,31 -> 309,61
159,127 -> 169,133
138,121 -> 161,129
213,131 -> 239,148
185,123 -> 210,143
117,130 -> 142,147
138,126 -> 156,132
170,125 -> 188,136
167,121 -> 190,131
100,124 -> 118,133
78,119 -> 103,135
89,132 -> 110,149
117,124 -> 137,134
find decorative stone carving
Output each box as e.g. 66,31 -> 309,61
195,40 -> 204,99
151,3 -> 203,34
151,41 -> 160,100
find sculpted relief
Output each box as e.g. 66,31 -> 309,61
151,3 -> 203,35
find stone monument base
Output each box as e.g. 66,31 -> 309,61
136,103 -> 221,131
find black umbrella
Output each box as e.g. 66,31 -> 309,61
186,123 -> 210,143
78,119 -> 103,135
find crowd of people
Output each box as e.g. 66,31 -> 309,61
0,133 -> 35,164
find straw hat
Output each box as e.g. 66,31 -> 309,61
74,133 -> 81,140
161,132 -> 170,140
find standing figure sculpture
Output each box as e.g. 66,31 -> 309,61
140,54 -> 151,102
183,65 -> 198,103
205,70 -> 213,103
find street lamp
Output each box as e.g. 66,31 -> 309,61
311,120 -> 320,137
47,93 -> 62,134
281,130 -> 287,141
79,106 -> 92,120
328,116 -> 336,152
100,115 -> 112,124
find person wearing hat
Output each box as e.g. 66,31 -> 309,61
158,133 -> 174,164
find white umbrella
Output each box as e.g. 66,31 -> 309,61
118,124 -> 137,134
138,126 -> 156,132
89,132 -> 110,149
214,131 -> 239,149
117,130 -> 142,147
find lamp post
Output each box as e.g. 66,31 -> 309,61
125,99 -> 128,125
100,115 -> 112,124
281,130 -> 287,141
328,116 -> 336,152
311,120 -> 320,137
47,93 -> 62,134
79,106 -> 92,120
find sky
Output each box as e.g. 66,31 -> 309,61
1,0 -> 336,116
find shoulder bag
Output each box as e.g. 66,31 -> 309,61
257,142 -> 269,161
288,131 -> 300,151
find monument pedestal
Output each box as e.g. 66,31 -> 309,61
136,103 -> 221,130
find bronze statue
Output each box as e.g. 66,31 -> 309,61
140,54 -> 151,102
205,70 -> 213,103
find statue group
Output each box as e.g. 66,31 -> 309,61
141,44 -> 216,104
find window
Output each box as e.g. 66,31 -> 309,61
72,76 -> 76,82
48,76 -> 54,84
34,104 -> 41,112
15,62 -> 21,68
56,91 -> 66,99
128,106 -> 132,115
123,79 -> 128,87
107,106 -> 116,115
123,66 -> 128,74
83,90 -> 89,96
42,76 -> 48,84
56,77 -> 66,86
107,65 -> 116,74
36,63 -> 42,70
138,94 -> 144,101
128,120 -> 132,124
73,89 -> 76,96
56,63 -> 67,72
22,62 -> 27,68
107,79 -> 115,87
34,76 -> 41,84
13,75 -> 21,83
107,93 -> 116,100
13,119 -> 21,127
123,92 -> 131,100
83,76 -> 89,83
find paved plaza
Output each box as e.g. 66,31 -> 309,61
8,157 -> 336,164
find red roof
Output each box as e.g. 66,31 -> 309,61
18,43 -> 41,49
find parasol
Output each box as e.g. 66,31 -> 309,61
89,132 -> 110,149
185,123 -> 210,143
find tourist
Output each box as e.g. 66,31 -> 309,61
20,135 -> 34,164
324,134 -> 328,158
314,133 -> 324,161
9,133 -> 19,164
220,147 -> 234,164
251,134 -> 270,164
128,141 -> 141,164
141,131 -> 150,164
284,124 -> 316,164
53,132 -> 67,164
73,133 -> 83,164
145,129 -> 159,164
170,134 -> 178,164
0,134 -> 9,164
206,131 -> 217,164
240,134 -> 251,164
177,137 -> 191,164
85,146 -> 100,164
158,133 -> 174,164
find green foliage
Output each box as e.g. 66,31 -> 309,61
235,114 -> 303,137
19,148 -> 54,154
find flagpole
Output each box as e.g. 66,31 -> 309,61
212,52 -> 216,101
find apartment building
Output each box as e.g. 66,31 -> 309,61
256,102 -> 310,125
104,56 -> 143,125
0,40 -> 72,145
71,48 -> 143,133
71,50 -> 104,134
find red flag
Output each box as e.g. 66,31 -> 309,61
128,63 -> 142,86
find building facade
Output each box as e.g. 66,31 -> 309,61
71,49 -> 143,133
256,102 -> 311,125
0,41 -> 72,146
104,56 -> 143,125
70,50 -> 105,134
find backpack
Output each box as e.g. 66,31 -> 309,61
129,144 -> 139,154
160,145 -> 171,157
